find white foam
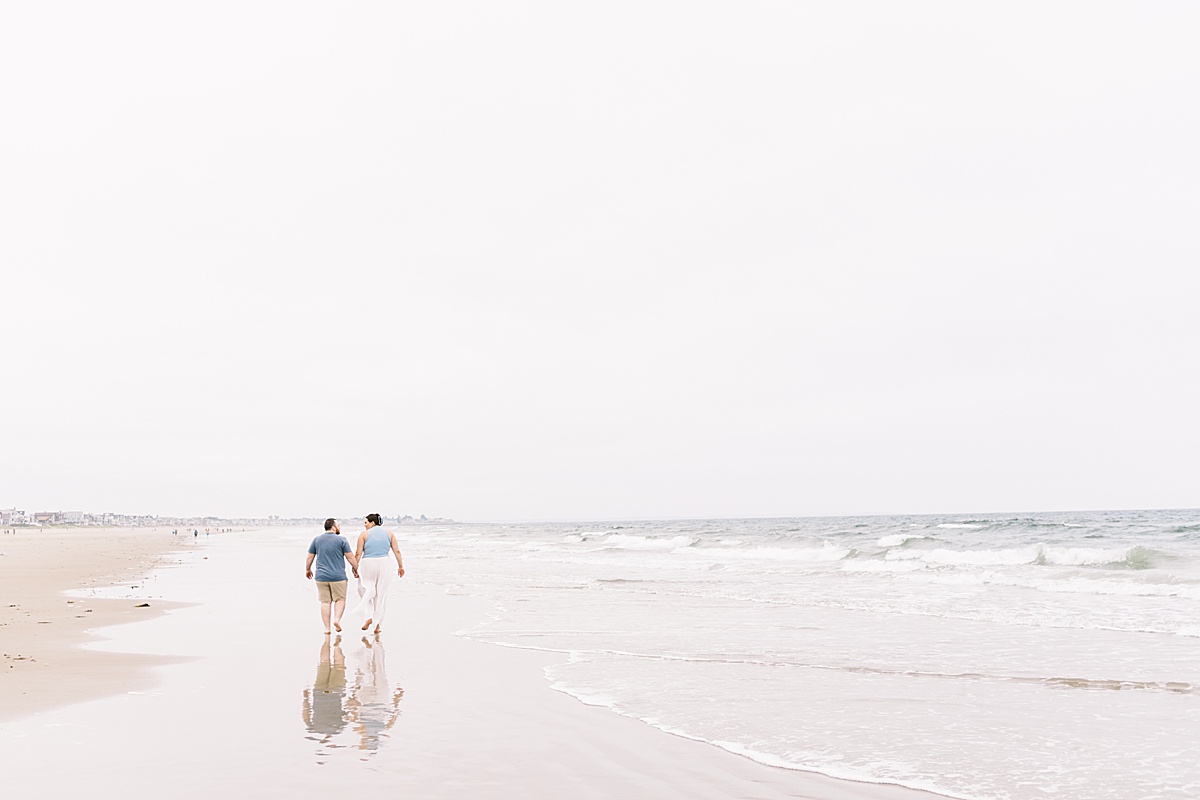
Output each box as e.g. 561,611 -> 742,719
596,534 -> 697,551
1041,546 -> 1137,566
842,561 -> 927,573
886,543 -> 1144,568
937,523 -> 985,529
545,673 -> 983,800
886,544 -> 1042,566
687,542 -> 851,562
877,534 -> 929,548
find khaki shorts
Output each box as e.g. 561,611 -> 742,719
316,580 -> 347,602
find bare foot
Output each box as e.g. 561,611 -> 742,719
373,626 -> 382,635
324,630 -> 332,635
334,622 -> 342,632
361,618 -> 373,631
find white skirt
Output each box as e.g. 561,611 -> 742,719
353,556 -> 396,625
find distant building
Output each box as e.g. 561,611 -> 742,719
1,508 -> 25,525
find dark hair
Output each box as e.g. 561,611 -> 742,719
366,513 -> 383,526
324,518 -> 337,531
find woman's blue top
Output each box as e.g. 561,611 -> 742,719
363,527 -> 392,558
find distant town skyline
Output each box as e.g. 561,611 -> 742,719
0,507 -> 452,528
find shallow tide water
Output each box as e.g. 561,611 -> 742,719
424,510 -> 1200,800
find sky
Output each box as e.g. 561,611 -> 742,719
2,2 -> 1198,521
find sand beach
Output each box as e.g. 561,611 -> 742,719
0,527 -> 189,721
0,526 -> 946,800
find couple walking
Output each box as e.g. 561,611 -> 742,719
306,514 -> 405,635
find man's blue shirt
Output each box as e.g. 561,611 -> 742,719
308,533 -> 351,582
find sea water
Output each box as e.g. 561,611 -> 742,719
404,510 -> 1200,800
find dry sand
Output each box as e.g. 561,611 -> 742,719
0,527 -> 189,721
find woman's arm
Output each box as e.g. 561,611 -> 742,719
390,532 -> 405,577
355,531 -> 367,562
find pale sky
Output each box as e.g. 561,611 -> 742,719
2,2 -> 1197,521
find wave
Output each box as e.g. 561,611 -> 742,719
886,544 -> 1042,566
935,522 -> 986,529
885,544 -> 1155,569
1044,545 -> 1155,568
595,534 -> 697,551
876,533 -> 931,548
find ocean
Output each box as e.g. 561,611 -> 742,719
405,509 -> 1200,800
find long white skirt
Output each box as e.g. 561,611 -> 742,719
354,556 -> 395,626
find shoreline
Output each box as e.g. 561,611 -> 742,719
0,526 -> 194,722
441,619 -> 954,800
0,527 -> 952,799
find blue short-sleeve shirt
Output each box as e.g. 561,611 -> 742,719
308,533 -> 351,582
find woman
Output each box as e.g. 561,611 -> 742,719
353,513 -> 405,634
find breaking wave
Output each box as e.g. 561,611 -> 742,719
877,533 -> 932,548
594,534 -> 698,551
886,544 -> 1155,569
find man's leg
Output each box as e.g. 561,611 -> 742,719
332,599 -> 345,631
329,581 -> 348,632
320,601 -> 332,634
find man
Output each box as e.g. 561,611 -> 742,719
306,518 -> 360,635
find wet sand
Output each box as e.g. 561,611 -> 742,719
0,528 -> 949,800
0,527 -> 190,721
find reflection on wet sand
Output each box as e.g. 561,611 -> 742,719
302,635 -> 403,760
302,637 -> 347,750
349,636 -> 405,751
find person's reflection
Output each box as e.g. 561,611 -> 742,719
302,636 -> 348,746
345,635 -> 404,752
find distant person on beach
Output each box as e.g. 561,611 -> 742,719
306,518 -> 361,635
353,513 -> 405,635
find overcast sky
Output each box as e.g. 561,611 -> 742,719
2,2 -> 1197,521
